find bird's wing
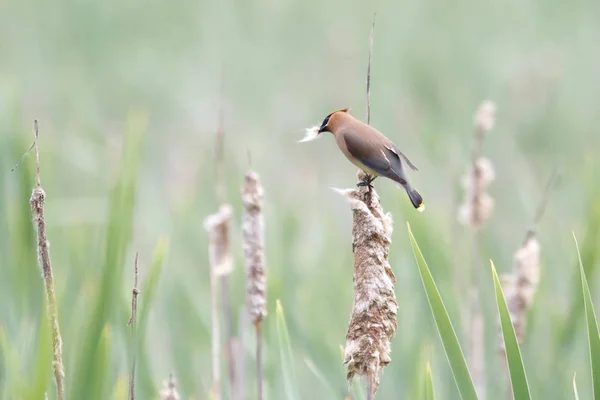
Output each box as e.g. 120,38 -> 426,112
343,131 -> 408,185
386,144 -> 419,172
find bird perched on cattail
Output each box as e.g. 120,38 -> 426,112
301,108 -> 424,211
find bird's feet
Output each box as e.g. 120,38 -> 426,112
357,174 -> 376,190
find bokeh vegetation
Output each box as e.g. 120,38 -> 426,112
1,0 -> 600,398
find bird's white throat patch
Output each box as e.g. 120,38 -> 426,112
298,125 -> 321,143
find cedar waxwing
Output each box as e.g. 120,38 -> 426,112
301,108 -> 424,211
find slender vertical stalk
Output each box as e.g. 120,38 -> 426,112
460,101 -> 496,399
26,120 -> 65,400
242,170 -> 267,400
256,321 -> 263,400
129,252 -> 140,400
205,204 -> 233,400
214,104 -> 237,398
366,14 -> 376,126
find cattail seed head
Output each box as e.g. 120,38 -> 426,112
204,204 -> 233,276
336,176 -> 398,395
458,157 -> 496,228
241,171 -> 267,324
474,100 -> 497,133
500,234 -> 541,349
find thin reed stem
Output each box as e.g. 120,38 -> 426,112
256,321 -> 263,400
214,105 -> 237,398
241,169 -> 267,400
26,120 -> 65,400
366,14 -> 376,125
129,252 -> 140,400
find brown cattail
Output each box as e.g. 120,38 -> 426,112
26,120 -> 66,400
241,171 -> 267,323
205,204 -> 233,277
457,157 -> 496,228
500,234 -> 541,349
159,374 -> 180,400
473,100 -> 497,133
337,172 -> 398,397
459,101 -> 497,400
204,204 -> 233,400
241,170 -> 267,400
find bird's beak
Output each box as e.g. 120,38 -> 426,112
317,125 -> 327,133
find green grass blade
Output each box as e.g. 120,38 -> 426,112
407,222 -> 478,400
276,299 -> 299,400
573,373 -> 580,400
491,260 -> 531,399
575,232 -> 600,400
425,362 -> 435,400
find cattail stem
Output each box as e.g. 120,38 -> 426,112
205,205 -> 233,400
241,170 -> 267,400
255,321 -> 263,400
367,374 -> 375,400
459,101 -> 496,399
27,120 -> 65,400
211,266 -> 221,400
366,14 -> 376,125
129,252 -> 140,400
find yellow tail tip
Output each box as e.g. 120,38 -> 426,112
417,203 -> 425,212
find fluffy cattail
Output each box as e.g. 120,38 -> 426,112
159,374 -> 180,400
457,157 -> 496,228
473,100 -> 497,133
205,204 -> 233,277
241,171 -> 267,323
500,234 -> 541,349
459,101 -> 497,399
204,204 -> 233,400
337,172 -> 398,396
241,170 -> 267,400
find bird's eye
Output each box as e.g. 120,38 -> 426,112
320,115 -> 331,130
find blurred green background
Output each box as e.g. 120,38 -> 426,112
1,0 -> 600,398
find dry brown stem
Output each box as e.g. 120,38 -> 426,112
128,252 -> 140,400
338,176 -> 398,397
241,170 -> 267,399
27,120 -> 65,400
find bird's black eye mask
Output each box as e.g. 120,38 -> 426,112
319,115 -> 332,132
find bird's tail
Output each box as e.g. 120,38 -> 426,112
404,185 -> 425,212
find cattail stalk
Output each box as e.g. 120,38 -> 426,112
214,107 -> 238,398
241,170 -> 267,400
128,252 -> 140,400
457,100 -> 497,399
338,179 -> 398,399
159,374 -> 181,400
25,120 -> 66,400
498,169 -> 556,395
205,204 -> 233,400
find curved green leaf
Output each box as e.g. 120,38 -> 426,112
491,260 -> 531,400
276,299 -> 299,400
575,232 -> 600,400
407,222 -> 478,400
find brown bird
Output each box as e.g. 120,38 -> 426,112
302,108 -> 424,211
